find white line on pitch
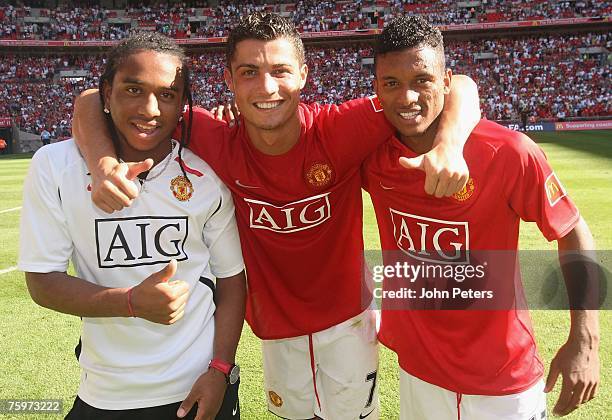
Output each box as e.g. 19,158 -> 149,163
0,206 -> 21,214
0,266 -> 18,275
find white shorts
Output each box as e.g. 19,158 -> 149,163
262,310 -> 380,419
400,369 -> 547,420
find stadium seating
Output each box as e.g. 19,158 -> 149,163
1,0 -> 609,137
1,31 -> 609,137
447,32 -> 610,121
1,1 -> 609,40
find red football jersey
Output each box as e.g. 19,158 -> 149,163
186,98 -> 392,339
362,120 -> 580,395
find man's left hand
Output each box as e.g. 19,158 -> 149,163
177,369 -> 228,420
211,102 -> 239,127
399,144 -> 469,197
545,339 -> 600,416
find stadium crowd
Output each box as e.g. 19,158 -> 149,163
0,32 -> 609,137
1,0 -> 610,40
448,31 -> 610,121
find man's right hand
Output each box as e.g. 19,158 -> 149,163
130,259 -> 191,324
92,157 -> 153,213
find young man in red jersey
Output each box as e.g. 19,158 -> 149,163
362,15 -> 600,419
71,13 -> 481,419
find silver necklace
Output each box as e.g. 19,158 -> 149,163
121,141 -> 176,192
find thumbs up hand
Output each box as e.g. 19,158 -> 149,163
125,159 -> 154,180
91,158 -> 154,213
399,144 -> 469,198
130,259 -> 191,325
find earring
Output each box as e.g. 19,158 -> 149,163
178,115 -> 184,122
103,107 -> 110,114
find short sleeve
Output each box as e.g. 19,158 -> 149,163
201,180 -> 244,279
319,97 -> 394,166
502,134 -> 579,241
18,148 -> 73,273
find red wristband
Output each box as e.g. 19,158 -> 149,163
209,358 -> 232,375
127,287 -> 136,317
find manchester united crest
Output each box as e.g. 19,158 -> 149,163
452,177 -> 475,202
269,390 -> 283,407
170,175 -> 194,201
305,162 -> 333,189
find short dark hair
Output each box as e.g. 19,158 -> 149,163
99,31 -> 194,182
226,12 -> 305,68
375,15 -> 445,70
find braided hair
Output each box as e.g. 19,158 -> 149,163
99,31 -> 193,182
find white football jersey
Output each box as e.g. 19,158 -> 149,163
18,139 -> 244,409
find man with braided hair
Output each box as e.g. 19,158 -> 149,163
19,32 -> 246,420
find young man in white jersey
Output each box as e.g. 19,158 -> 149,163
70,13 -> 482,420
18,32 -> 246,420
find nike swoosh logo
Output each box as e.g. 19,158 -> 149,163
232,402 -> 238,416
379,182 -> 395,190
235,179 -> 261,189
359,408 -> 375,419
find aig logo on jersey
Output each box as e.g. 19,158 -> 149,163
96,216 -> 188,268
244,193 -> 331,233
390,209 -> 470,263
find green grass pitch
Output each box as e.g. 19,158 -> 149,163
0,130 -> 610,419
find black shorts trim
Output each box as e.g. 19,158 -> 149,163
65,379 -> 240,420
